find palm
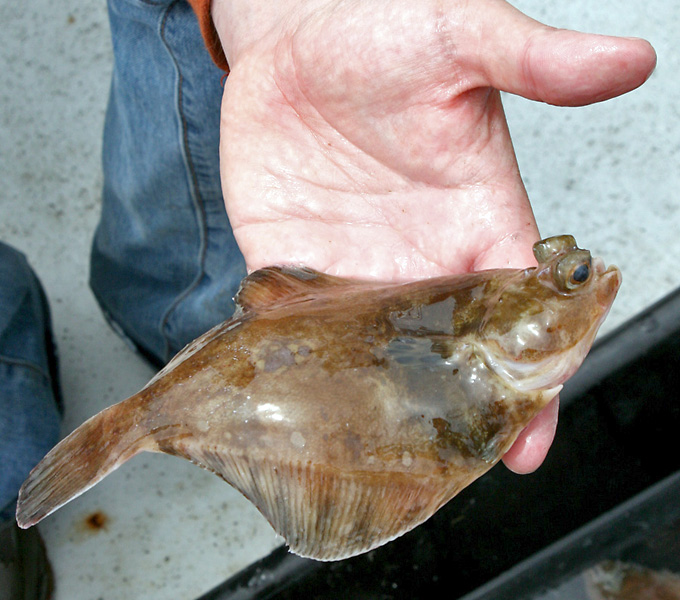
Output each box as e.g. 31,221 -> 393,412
214,0 -> 655,471
219,2 -> 542,279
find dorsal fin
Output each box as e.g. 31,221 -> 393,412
234,266 -> 351,312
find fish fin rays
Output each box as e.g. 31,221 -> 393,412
16,399 -> 144,528
179,443 -> 457,561
144,318 -> 238,388
234,267 -> 351,313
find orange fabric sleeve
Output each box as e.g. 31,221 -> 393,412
187,0 -> 230,73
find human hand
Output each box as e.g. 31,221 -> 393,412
210,0 -> 655,473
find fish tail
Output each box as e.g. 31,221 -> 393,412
16,397 -> 144,528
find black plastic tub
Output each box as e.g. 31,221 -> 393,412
459,470 -> 680,600
199,286 -> 680,600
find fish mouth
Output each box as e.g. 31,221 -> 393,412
594,259 -> 622,310
593,256 -> 606,274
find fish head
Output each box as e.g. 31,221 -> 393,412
479,235 -> 621,392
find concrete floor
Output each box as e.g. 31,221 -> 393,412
0,0 -> 678,598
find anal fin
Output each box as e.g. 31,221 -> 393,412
177,443 -> 458,561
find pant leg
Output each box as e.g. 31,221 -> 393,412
0,243 -> 61,524
91,0 -> 245,367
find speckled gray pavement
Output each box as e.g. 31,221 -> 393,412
0,1 -> 677,598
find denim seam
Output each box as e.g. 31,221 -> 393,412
157,0 -> 211,363
0,355 -> 50,383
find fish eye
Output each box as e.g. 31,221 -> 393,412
570,263 -> 590,284
554,251 -> 592,291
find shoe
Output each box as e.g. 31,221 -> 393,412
0,521 -> 53,600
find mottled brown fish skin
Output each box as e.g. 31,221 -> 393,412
16,235 -> 620,561
141,272 -> 545,471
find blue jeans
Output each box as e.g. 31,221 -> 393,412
91,0 -> 245,367
1,0 -> 243,523
0,243 -> 62,524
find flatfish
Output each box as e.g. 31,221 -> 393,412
16,235 -> 620,560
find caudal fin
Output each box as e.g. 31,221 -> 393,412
16,399 -> 143,528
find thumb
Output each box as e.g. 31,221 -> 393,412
468,0 -> 657,106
